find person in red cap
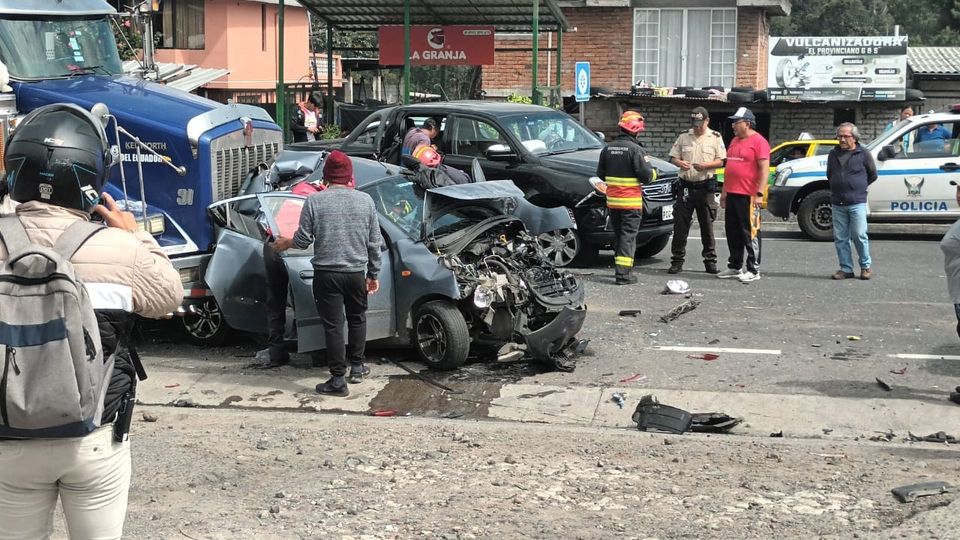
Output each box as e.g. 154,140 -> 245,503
596,109 -> 655,285
273,150 -> 383,396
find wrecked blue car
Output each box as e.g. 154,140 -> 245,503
204,153 -> 587,371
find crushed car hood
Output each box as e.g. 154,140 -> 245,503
538,148 -> 678,176
423,180 -> 575,237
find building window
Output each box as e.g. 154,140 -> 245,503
633,8 -> 736,88
155,0 -> 205,50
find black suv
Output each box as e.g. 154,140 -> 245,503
299,101 -> 678,266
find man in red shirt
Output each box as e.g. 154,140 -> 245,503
718,107 -> 770,283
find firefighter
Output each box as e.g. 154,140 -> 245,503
597,110 -> 655,285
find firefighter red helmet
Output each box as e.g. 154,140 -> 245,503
618,111 -> 645,134
413,144 -> 442,167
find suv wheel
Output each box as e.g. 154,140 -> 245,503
797,189 -> 834,241
635,233 -> 671,259
537,228 -> 580,267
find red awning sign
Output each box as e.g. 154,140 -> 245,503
379,25 -> 495,66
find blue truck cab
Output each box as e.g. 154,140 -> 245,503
0,0 -> 283,344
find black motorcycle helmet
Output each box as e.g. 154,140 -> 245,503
4,103 -> 112,212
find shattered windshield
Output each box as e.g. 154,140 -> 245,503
499,111 -> 603,156
365,178 -> 425,239
0,17 -> 124,79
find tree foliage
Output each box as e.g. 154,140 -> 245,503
771,0 -> 960,45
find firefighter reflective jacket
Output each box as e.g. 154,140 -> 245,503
596,134 -> 655,210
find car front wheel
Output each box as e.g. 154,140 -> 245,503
413,301 -> 470,370
797,189 -> 834,241
536,228 -> 580,267
179,297 -> 232,346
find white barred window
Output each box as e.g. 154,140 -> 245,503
632,8 -> 737,88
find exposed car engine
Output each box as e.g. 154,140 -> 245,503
433,217 -> 586,370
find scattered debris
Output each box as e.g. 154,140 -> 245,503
810,452 -> 846,459
496,350 -> 525,363
708,339 -> 720,345
687,353 -> 719,361
890,367 -> 907,375
689,412 -> 742,433
876,377 -> 892,391
141,412 -> 159,423
869,430 -> 896,442
660,298 -> 702,323
164,383 -> 180,389
891,481 -> 957,503
822,428 -> 834,435
662,280 -> 690,295
846,335 -> 861,341
769,430 -> 784,438
171,398 -> 197,408
619,373 -> 648,383
618,309 -> 642,317
611,392 -> 626,409
632,395 -> 692,434
811,343 -> 822,348
631,395 -> 741,434
909,431 -> 957,443
369,409 -> 398,417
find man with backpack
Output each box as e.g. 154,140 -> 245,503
0,103 -> 181,539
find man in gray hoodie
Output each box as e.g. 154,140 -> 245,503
273,150 -> 383,396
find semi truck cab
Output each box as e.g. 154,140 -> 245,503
0,0 -> 284,344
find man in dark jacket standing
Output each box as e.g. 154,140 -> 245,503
273,151 -> 383,396
596,110 -> 655,285
826,122 -> 877,280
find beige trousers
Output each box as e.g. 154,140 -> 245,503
0,425 -> 130,540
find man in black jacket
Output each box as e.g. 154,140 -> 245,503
826,122 -> 877,281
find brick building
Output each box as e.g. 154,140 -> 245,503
481,0 -> 932,157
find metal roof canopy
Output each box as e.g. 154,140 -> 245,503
297,0 -> 568,32
275,0 -> 567,140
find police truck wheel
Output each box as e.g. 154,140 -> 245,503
634,233 -> 671,259
413,301 -> 470,370
179,298 -> 232,346
797,189 -> 834,241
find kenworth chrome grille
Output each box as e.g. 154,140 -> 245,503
642,181 -> 675,202
209,129 -> 283,201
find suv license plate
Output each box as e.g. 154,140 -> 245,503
662,205 -> 673,221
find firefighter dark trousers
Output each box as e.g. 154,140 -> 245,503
611,209 -> 643,277
670,188 -> 718,265
724,193 -> 761,274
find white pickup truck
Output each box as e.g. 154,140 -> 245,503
768,104 -> 960,240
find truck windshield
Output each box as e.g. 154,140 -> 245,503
0,17 -> 123,80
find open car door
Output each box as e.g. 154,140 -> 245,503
256,193 -> 397,353
205,194 -> 273,333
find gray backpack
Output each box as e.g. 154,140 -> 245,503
0,216 -> 112,438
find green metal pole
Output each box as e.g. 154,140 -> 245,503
531,0 -> 540,105
277,0 -> 286,138
326,24 -> 333,126
403,0 -> 411,105
555,28 -> 562,90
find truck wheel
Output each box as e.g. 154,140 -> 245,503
797,190 -> 834,241
179,297 -> 232,346
537,228 -> 580,267
413,301 -> 470,370
635,233 -> 671,259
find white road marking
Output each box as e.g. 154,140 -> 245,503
887,353 -> 960,361
654,346 -> 782,355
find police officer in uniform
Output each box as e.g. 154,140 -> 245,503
667,106 -> 726,274
597,110 -> 655,285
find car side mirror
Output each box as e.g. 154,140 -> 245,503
595,131 -> 605,141
878,144 -> 897,161
486,143 -> 518,162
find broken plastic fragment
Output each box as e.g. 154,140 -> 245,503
618,309 -> 642,317
847,335 -> 861,341
891,481 -> 957,503
890,367 -> 907,375
687,353 -> 719,361
663,280 -> 690,295
619,373 -> 647,383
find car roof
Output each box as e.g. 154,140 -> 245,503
386,101 -> 561,116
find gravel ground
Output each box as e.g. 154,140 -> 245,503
108,406 -> 960,540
